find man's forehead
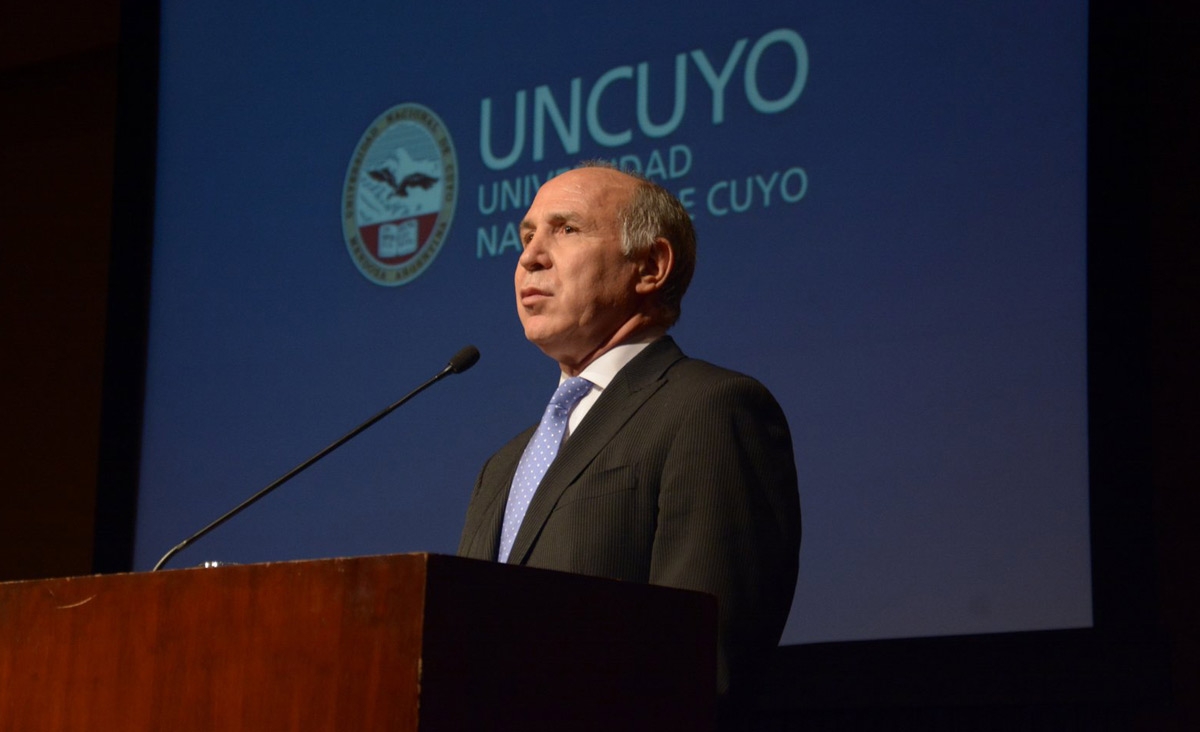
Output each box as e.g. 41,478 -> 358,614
553,166 -> 637,192
527,168 -> 634,215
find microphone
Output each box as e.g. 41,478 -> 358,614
152,345 -> 481,571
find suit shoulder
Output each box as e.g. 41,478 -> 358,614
660,356 -> 789,422
666,356 -> 777,395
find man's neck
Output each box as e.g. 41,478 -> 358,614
555,318 -> 666,377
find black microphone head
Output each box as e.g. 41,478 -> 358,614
447,345 -> 480,374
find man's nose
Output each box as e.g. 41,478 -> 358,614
518,232 -> 547,270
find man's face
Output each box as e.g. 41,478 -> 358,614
515,168 -> 644,370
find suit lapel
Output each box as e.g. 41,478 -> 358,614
507,338 -> 686,564
462,425 -> 534,559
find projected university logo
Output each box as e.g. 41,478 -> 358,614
343,104 -> 458,285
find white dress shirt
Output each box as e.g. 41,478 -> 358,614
561,330 -> 666,436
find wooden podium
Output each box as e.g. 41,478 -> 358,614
0,553 -> 716,731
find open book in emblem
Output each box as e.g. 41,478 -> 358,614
379,220 -> 418,257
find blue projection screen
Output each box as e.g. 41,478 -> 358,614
134,1 -> 1090,645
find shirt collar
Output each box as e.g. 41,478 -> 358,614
560,329 -> 666,391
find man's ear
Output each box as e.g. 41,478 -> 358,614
634,237 -> 674,295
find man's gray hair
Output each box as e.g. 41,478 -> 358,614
578,161 -> 697,326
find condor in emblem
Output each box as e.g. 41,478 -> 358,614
343,104 -> 457,285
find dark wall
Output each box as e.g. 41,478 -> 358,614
1140,1 -> 1200,728
0,2 -> 119,580
0,1 -> 1193,728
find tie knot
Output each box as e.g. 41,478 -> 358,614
549,376 -> 592,413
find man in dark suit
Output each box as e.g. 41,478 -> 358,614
458,163 -> 800,720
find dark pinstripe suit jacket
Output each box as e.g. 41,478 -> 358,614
458,337 -> 801,699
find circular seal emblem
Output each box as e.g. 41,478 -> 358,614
343,104 -> 457,286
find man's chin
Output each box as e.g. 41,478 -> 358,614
524,330 -> 578,367
522,326 -> 557,352
521,315 -> 558,343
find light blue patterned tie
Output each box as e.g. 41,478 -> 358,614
498,376 -> 593,563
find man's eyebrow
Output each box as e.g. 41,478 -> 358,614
520,211 -> 578,230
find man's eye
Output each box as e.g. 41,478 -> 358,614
563,225 -> 576,234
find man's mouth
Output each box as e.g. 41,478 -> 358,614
519,286 -> 550,305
